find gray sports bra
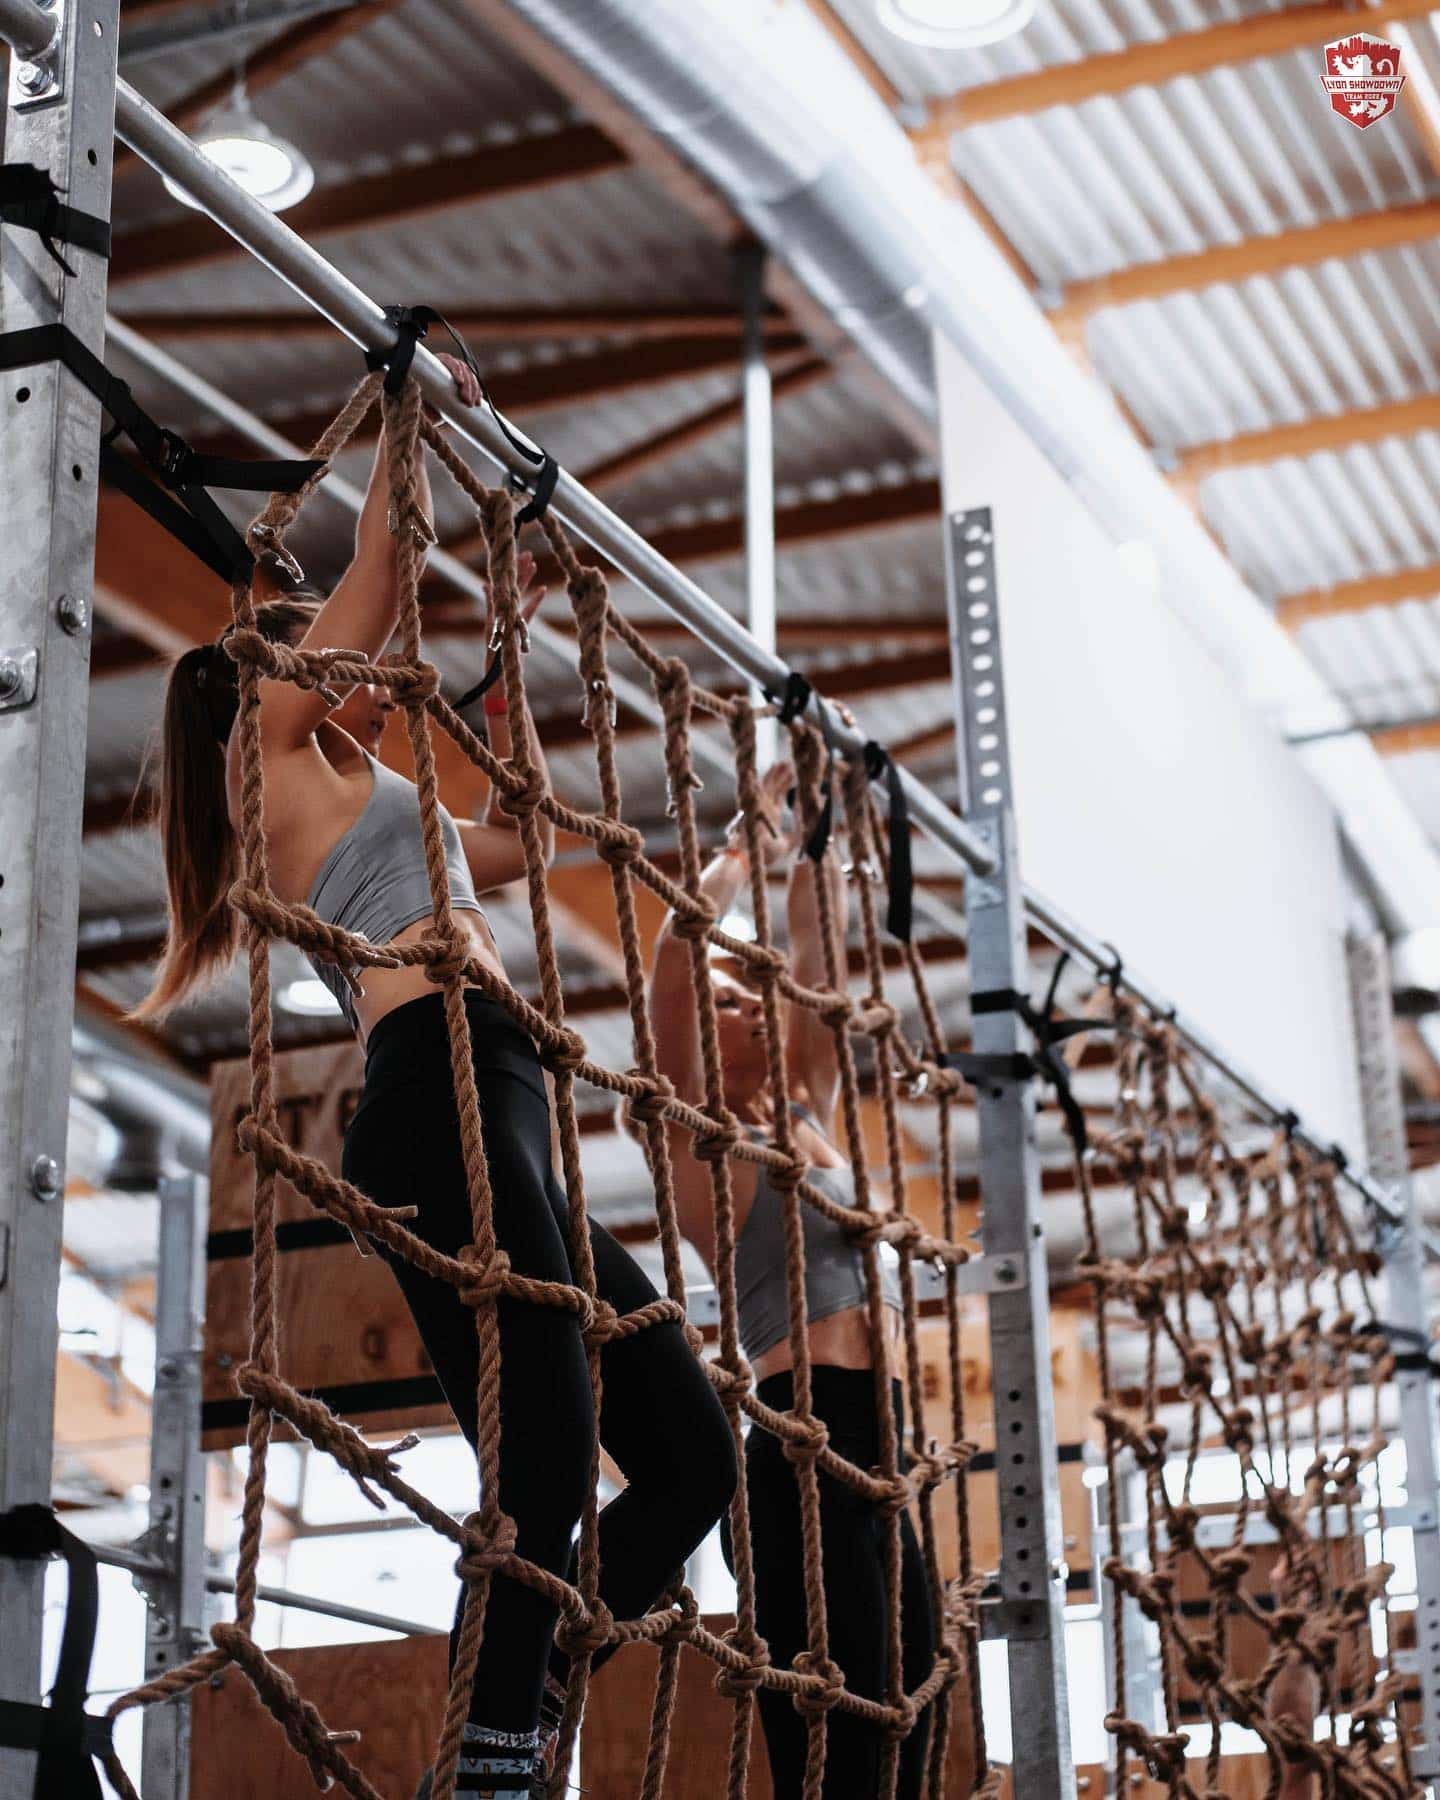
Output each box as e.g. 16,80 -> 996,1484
735,1106 -> 903,1363
305,750 -> 486,1030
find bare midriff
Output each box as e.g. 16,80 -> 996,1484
347,908 -> 506,1045
752,1302 -> 897,1383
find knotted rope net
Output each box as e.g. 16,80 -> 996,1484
1077,981 -> 1417,1798
101,370 -> 995,1800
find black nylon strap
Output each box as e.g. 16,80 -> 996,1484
0,322 -> 323,582
367,303 -> 561,523
0,1506 -> 111,1799
364,302 -> 430,395
0,163 -> 110,278
862,740 -> 913,944
453,654 -> 505,714
948,957 -> 1116,1156
765,670 -> 813,727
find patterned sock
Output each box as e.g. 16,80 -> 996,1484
455,1722 -> 541,1795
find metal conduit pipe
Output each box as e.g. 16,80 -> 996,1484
496,0 -> 1440,937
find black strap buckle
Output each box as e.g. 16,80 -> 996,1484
944,954 -> 1118,1156
368,303 -> 562,524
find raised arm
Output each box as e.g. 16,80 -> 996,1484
456,549 -> 555,890
650,842 -> 752,1106
784,831 -> 847,1137
261,354 -> 482,752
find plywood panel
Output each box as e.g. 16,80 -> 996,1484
188,1619 -> 1000,1798
206,1043 -> 445,1449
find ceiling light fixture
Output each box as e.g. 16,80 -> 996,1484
876,0 -> 1035,49
278,977 -> 341,1017
164,78 -> 314,214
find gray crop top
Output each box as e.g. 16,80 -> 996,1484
735,1107 -> 903,1362
305,751 -> 486,1030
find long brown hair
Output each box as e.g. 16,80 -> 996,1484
132,595 -> 320,1020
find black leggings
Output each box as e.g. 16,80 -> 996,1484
722,1368 -> 936,1800
341,991 -> 737,1736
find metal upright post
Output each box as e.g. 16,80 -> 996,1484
0,0 -> 120,1787
1347,933 -> 1440,1788
736,241 -> 778,770
946,506 -> 1075,1795
137,1174 -> 210,1800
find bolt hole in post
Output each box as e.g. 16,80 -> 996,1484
15,388 -> 29,403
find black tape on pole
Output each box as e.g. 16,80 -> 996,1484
0,1505 -> 114,1799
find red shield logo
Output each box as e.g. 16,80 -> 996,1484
1320,33 -> 1405,128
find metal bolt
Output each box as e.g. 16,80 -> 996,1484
15,61 -> 54,94
30,1155 -> 61,1202
1050,1556 -> 1070,1584
157,1360 -> 178,1382
216,1353 -> 234,1369
0,659 -> 23,700
994,1258 -> 1017,1284
57,594 -> 88,637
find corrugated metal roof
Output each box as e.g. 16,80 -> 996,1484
1299,597 -> 1440,723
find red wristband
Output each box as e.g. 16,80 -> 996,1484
484,690 -> 509,718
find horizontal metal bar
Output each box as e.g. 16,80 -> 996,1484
1023,884 -> 1420,1244
92,1542 -> 443,1637
0,0 -> 58,60
205,1573 -> 443,1638
103,78 -> 997,885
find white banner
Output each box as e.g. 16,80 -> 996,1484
936,332 -> 1362,1152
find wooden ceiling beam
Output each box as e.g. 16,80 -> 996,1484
1371,720 -> 1440,757
576,352 -> 832,493
1172,393 -> 1440,486
1276,561 -> 1440,631
532,643 -> 953,752
108,303 -> 794,344
193,332 -> 807,461
113,0 -> 403,178
917,0 -> 1440,133
111,123 -> 627,288
1048,200 -> 1440,331
442,474 -> 939,584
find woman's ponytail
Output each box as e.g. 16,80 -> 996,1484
130,644 -> 240,1020
131,594 -> 319,1021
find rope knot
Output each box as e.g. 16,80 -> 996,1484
770,1155 -> 810,1192
583,1298 -> 620,1347
455,1512 -> 518,1582
596,822 -> 645,869
791,1651 -> 845,1717
498,769 -> 547,819
456,1244 -> 512,1309
387,661 -> 441,706
625,1071 -> 675,1128
692,1110 -> 742,1164
554,1601 -> 615,1659
781,1415 -> 830,1466
419,930 -> 469,987
541,1027 -> 589,1077
706,1357 -> 753,1403
671,896 -> 717,943
715,1644 -> 771,1699
820,993 -> 854,1031
870,1470 -> 913,1516
884,1696 -> 919,1743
